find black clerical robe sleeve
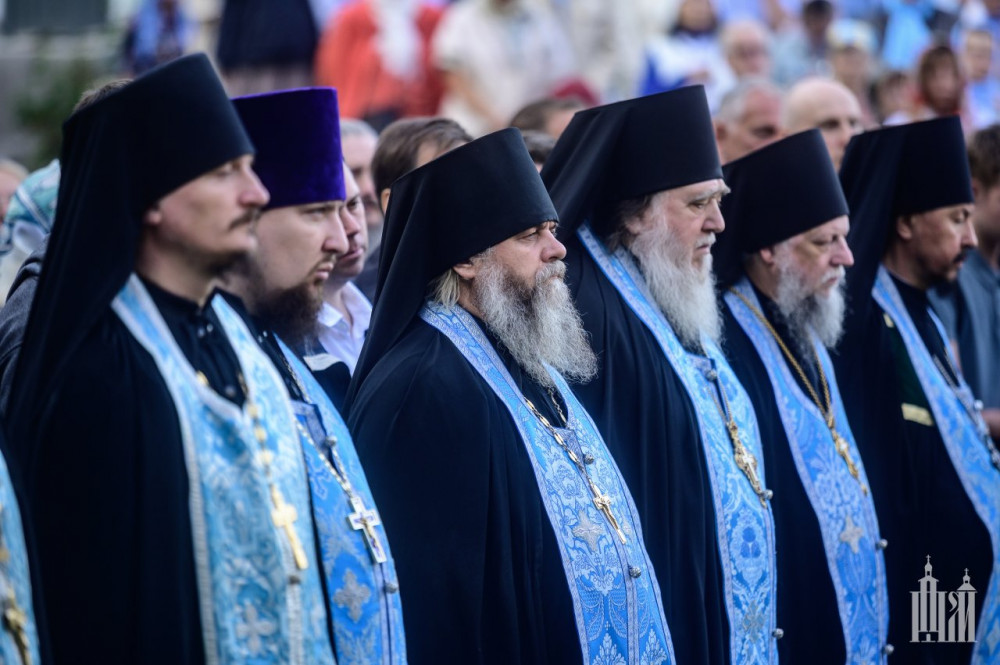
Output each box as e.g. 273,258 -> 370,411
348,322 -> 579,665
25,314 -> 204,665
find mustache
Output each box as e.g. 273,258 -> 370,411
953,247 -> 971,265
229,208 -> 261,230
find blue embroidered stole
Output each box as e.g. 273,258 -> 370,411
112,275 -> 334,665
578,224 -> 778,665
419,302 -> 676,665
279,342 -> 408,665
874,266 -> 1000,663
725,277 -> 889,662
0,452 -> 38,665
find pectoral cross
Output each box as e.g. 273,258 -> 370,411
3,589 -> 30,665
270,484 -> 309,571
590,488 -> 627,544
726,420 -> 769,507
830,425 -> 868,495
348,495 -> 388,564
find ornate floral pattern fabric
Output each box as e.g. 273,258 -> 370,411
420,302 -> 675,665
579,224 -> 778,665
113,275 -> 334,665
726,277 -> 889,662
874,266 -> 1000,664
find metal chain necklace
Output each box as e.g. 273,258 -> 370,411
729,288 -> 869,494
704,369 -> 772,508
524,397 -> 628,544
931,355 -> 1000,473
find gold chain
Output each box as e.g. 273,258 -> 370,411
728,288 -> 868,494
705,378 -> 771,507
524,398 -> 627,544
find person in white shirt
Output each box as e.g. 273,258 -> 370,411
310,162 -> 372,378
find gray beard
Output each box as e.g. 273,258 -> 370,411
628,225 -> 721,351
773,257 -> 847,357
472,258 -> 598,388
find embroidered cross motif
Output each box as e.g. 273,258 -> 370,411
572,510 -> 603,552
348,495 -> 388,564
333,569 -> 372,622
271,485 -> 309,570
235,602 -> 277,656
839,515 -> 864,554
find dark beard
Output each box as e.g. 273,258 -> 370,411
256,282 -> 323,351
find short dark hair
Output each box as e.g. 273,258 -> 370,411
371,117 -> 472,202
802,0 -> 833,21
968,124 -> 1000,189
519,129 -> 556,166
509,97 -> 585,134
73,78 -> 132,113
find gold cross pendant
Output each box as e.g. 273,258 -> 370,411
832,430 -> 868,495
727,423 -> 769,507
270,484 -> 309,571
590,487 -> 627,544
3,590 -> 30,665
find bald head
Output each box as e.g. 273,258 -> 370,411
783,77 -> 862,170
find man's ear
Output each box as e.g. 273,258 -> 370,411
379,188 -> 391,214
452,259 -> 477,281
144,204 -> 163,227
758,245 -> 777,266
895,214 -> 915,241
971,177 -> 984,202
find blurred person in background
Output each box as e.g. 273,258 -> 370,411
641,0 -> 733,110
217,0 -> 318,94
871,69 -> 915,123
340,118 -> 384,253
314,0 -> 444,129
886,44 -> 970,130
961,28 -> 1000,127
509,96 -> 585,139
0,160 -> 56,307
784,76 -> 864,169
828,19 -> 879,127
0,158 -> 28,223
432,0 -> 577,136
720,19 -> 774,82
772,0 -> 835,86
714,77 -> 784,162
121,0 -> 194,75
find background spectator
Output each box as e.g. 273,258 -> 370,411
314,0 -> 444,130
121,0 -> 194,75
720,19 -> 774,82
886,43 -> 970,129
432,0 -> 577,136
784,76 -> 864,168
829,18 -> 879,126
772,0 -> 835,85
961,28 -> 1000,126
509,96 -> 586,138
714,77 -> 784,162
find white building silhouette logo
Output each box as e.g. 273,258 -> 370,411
911,556 -> 977,643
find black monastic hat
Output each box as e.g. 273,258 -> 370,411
713,129 -> 849,287
349,127 -> 558,396
542,86 -> 722,238
839,116 -> 973,283
11,53 -> 254,449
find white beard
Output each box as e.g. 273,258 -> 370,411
472,257 -> 598,388
773,249 -> 847,355
628,224 -> 721,351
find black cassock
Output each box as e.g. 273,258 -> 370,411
721,286 -> 847,664
21,281 -> 254,665
347,317 -> 581,665
563,236 -> 730,665
834,271 -> 993,665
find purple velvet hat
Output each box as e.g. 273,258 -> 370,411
233,87 -> 346,210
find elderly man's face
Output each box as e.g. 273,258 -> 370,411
787,83 -> 862,169
342,132 -> 382,234
897,203 -> 977,286
629,179 -> 728,271
774,215 -> 853,298
717,90 -> 783,162
486,221 -> 566,290
149,154 -> 269,274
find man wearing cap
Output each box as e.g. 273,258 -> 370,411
836,116 -> 1000,664
347,129 -> 675,664
542,86 -> 778,665
8,56 -> 336,664
714,130 -> 891,663
225,87 -> 407,664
